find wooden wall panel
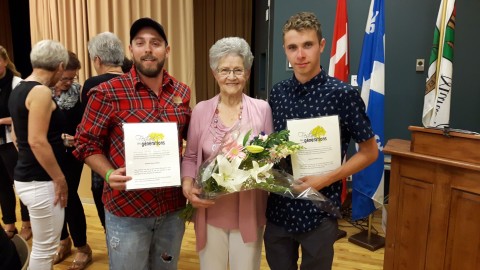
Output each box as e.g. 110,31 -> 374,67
0,0 -> 13,59
193,0 -> 252,103
445,190 -> 480,269
394,177 -> 432,270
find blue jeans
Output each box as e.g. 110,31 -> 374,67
105,209 -> 185,270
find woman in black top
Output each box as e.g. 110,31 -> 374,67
8,39 -> 68,270
82,32 -> 125,231
0,45 -> 31,240
51,51 -> 92,270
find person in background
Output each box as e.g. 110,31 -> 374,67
81,31 -> 125,230
121,56 -> 133,73
264,12 -> 378,270
51,51 -> 92,270
74,18 -> 191,270
9,39 -> 69,270
0,45 -> 32,241
181,37 -> 273,270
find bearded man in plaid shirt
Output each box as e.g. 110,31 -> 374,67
74,18 -> 191,270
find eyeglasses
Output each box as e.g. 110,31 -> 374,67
217,68 -> 244,77
60,75 -> 78,83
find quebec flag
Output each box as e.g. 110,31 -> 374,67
352,0 -> 385,220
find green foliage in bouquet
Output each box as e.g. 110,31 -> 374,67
244,129 -> 301,165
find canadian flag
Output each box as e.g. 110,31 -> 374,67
328,0 -> 349,82
328,0 -> 349,204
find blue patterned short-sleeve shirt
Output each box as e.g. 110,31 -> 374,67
267,68 -> 375,233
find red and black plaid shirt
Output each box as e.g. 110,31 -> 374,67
74,68 -> 191,217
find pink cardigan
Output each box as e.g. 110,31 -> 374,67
181,94 -> 273,252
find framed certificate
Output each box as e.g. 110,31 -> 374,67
123,122 -> 180,190
287,115 -> 341,179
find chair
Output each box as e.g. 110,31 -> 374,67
11,234 -> 30,270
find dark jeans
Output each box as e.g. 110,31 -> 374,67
264,218 -> 338,270
91,171 -> 105,230
60,151 -> 87,247
0,142 -> 29,224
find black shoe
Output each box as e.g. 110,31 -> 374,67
4,228 -> 18,239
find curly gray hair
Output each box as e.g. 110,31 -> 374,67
209,37 -> 254,71
88,32 -> 124,66
30,40 -> 69,71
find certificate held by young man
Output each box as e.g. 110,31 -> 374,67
287,115 -> 341,179
123,122 -> 180,190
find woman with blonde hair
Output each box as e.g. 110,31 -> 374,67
0,45 -> 32,240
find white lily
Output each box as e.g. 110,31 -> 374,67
249,161 -> 273,183
211,155 -> 250,192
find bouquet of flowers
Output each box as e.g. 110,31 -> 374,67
180,126 -> 342,221
198,129 -> 301,198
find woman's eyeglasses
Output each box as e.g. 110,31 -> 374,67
217,68 -> 244,77
60,75 -> 78,82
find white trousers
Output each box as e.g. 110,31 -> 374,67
15,180 -> 64,270
199,224 -> 263,270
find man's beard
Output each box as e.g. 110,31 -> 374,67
134,56 -> 165,78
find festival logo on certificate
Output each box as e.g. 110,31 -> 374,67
136,132 -> 166,147
299,125 -> 328,144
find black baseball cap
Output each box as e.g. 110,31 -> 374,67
130,17 -> 168,45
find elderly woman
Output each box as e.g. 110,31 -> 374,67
181,37 -> 273,270
51,51 -> 92,270
8,39 -> 69,270
0,45 -> 31,240
81,31 -> 125,230
82,32 -> 125,107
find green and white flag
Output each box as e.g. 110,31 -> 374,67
422,0 -> 456,128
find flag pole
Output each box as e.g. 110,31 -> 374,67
348,212 -> 385,251
328,0 -> 350,242
349,0 -> 386,251
435,0 -> 448,87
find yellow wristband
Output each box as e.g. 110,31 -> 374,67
105,169 -> 115,183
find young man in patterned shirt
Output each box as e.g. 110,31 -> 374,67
74,18 -> 191,270
265,12 -> 378,270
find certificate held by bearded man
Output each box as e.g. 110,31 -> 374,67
123,122 -> 181,190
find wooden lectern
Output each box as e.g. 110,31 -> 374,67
383,126 -> 480,270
